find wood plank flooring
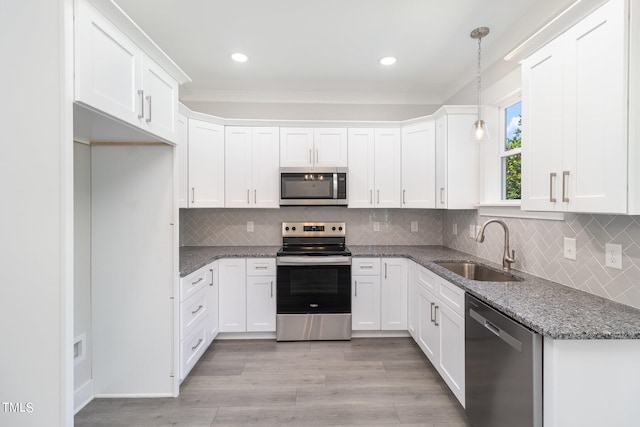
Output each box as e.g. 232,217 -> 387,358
75,338 -> 471,426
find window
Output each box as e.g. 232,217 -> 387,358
500,101 -> 522,200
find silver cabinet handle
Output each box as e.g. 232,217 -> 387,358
145,95 -> 152,123
403,189 -> 406,205
209,269 -> 214,286
255,266 -> 268,270
192,277 -> 203,285
191,338 -> 203,351
361,265 -> 373,269
254,189 -> 257,204
440,187 -> 445,204
270,281 -> 273,298
191,304 -> 204,315
430,302 -> 435,322
562,171 -> 570,202
308,149 -> 312,165
370,190 -> 373,205
377,190 -> 380,205
384,263 -> 387,278
191,187 -> 195,204
434,305 -> 439,326
315,149 -> 319,164
137,89 -> 144,119
550,172 -> 557,202
354,280 -> 358,297
247,189 -> 250,204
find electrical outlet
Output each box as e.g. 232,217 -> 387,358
373,222 -> 380,232
469,225 -> 476,238
247,221 -> 254,232
453,223 -> 458,236
605,243 -> 622,270
411,221 -> 418,232
563,237 -> 577,260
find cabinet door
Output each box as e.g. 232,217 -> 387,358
188,119 -> 224,207
521,38 -> 564,211
445,114 -> 478,209
252,127 -> 280,208
347,129 -> 375,208
381,258 -> 407,330
279,128 -> 314,167
176,113 -> 188,208
435,115 -> 448,208
417,285 -> 439,363
563,0 -> 627,214
141,55 -> 179,143
75,0 -> 142,128
402,122 -> 436,208
373,129 -> 402,208
206,262 -> 219,345
225,127 -> 253,207
314,128 -> 348,167
218,259 -> 246,332
352,275 -> 381,330
407,262 -> 418,340
246,276 -> 276,332
437,303 -> 465,406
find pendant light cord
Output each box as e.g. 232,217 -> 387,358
477,34 -> 482,121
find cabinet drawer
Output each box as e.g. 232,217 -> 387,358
417,265 -> 438,293
246,258 -> 276,276
180,267 -> 210,302
352,258 -> 381,275
180,318 -> 207,381
438,278 -> 465,317
180,286 -> 208,338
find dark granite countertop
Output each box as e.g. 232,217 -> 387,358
180,244 -> 640,340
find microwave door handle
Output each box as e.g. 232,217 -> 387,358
333,173 -> 338,199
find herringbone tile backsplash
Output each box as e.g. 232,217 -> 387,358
444,211 -> 640,310
181,207 -> 443,247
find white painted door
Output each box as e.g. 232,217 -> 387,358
176,113 -> 188,208
563,0 -> 627,214
380,258 -> 407,330
347,129 -> 375,208
246,276 -> 276,332
74,0 -> 142,128
435,115 -> 448,208
373,129 -> 402,208
188,119 -> 224,207
279,128 -> 314,167
437,303 -> 465,406
252,127 -> 280,208
225,127 -> 253,208
352,275 -> 381,330
141,55 -> 179,143
206,261 -> 219,345
417,285 -> 439,363
314,128 -> 348,167
521,37 -> 565,212
218,259 -> 247,332
402,122 -> 436,208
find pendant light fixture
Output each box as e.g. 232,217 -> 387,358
470,27 -> 490,141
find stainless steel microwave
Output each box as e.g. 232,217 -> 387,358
279,167 -> 348,206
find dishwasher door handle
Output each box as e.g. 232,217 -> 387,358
469,308 -> 523,352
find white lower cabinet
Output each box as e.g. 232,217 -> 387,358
381,258 -> 407,330
218,259 -> 247,333
246,258 -> 276,332
415,264 -> 465,406
407,261 -> 418,339
206,261 -> 219,345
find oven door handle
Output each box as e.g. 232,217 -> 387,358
277,256 -> 352,266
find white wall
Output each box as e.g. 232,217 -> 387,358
0,0 -> 73,426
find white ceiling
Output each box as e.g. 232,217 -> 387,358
113,0 -> 579,105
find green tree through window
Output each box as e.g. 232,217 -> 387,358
504,115 -> 521,200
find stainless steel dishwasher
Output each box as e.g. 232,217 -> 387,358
465,294 -> 542,427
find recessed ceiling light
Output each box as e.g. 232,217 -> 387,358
231,53 -> 248,63
379,56 -> 397,66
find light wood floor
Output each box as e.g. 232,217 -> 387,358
75,338 -> 471,426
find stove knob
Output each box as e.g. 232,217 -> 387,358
338,226 -> 343,231
285,227 -> 289,231
332,227 -> 336,231
292,226 -> 296,231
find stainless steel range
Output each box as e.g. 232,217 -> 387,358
276,222 -> 352,341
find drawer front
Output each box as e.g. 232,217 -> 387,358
180,318 -> 207,381
180,287 -> 208,338
352,258 -> 381,275
438,278 -> 465,316
417,265 -> 438,293
246,258 -> 276,276
180,267 -> 210,302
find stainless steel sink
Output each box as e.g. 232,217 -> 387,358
436,262 -> 522,282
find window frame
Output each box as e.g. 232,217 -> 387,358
499,96 -> 522,200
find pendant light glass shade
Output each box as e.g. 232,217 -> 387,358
473,119 -> 490,141
471,27 -> 490,142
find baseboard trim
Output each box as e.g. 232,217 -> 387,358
351,330 -> 410,338
93,392 -> 175,398
74,379 -> 94,414
216,332 -> 277,340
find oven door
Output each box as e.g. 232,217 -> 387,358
276,257 -> 351,314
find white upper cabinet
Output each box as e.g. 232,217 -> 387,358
522,0 -> 628,214
225,127 -> 279,208
348,128 -> 401,208
434,108 -> 478,209
74,0 -> 180,143
188,119 -> 224,208
402,121 -> 436,208
280,127 -> 347,167
176,112 -> 188,209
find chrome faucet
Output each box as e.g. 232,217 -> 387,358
476,219 -> 516,271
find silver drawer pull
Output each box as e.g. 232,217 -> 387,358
361,265 -> 373,269
562,171 -> 570,203
430,302 -> 435,323
255,266 -> 268,270
137,89 -> 144,119
191,338 -> 203,351
145,95 -> 152,123
192,277 -> 203,285
270,281 -> 273,298
191,305 -> 204,315
549,172 -> 557,202
434,305 -> 439,326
